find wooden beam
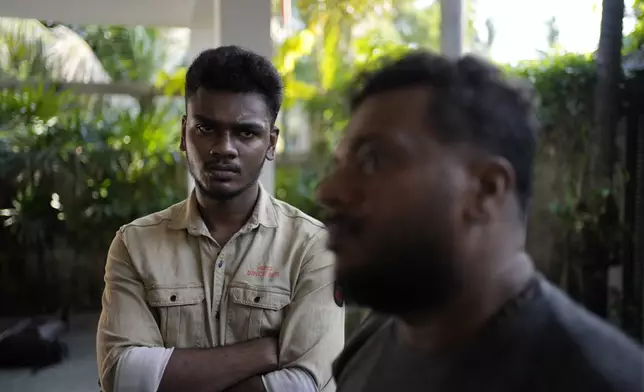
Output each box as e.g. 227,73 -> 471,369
0,79 -> 182,97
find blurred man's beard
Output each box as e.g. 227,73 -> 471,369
336,227 -> 461,317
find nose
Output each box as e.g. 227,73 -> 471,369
316,165 -> 352,214
209,131 -> 238,158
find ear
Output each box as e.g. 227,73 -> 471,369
266,126 -> 280,161
465,156 -> 515,224
180,115 -> 187,152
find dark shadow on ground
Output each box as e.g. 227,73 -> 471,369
0,313 -> 99,392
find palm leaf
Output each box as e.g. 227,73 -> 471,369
46,24 -> 110,83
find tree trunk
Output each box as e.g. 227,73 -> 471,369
581,0 -> 625,319
589,0 -> 624,189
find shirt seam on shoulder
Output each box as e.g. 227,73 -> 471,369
300,228 -> 327,263
121,218 -> 172,232
270,199 -> 325,229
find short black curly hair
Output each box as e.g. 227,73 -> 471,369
350,51 -> 538,213
185,45 -> 283,123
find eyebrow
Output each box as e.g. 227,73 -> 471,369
192,114 -> 267,129
332,135 -> 374,166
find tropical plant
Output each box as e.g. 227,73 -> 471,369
0,81 -> 184,312
0,17 -> 109,83
273,0 -> 481,218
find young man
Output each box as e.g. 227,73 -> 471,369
97,46 -> 344,392
318,51 -> 643,392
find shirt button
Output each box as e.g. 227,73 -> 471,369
170,295 -> 177,302
254,296 -> 261,303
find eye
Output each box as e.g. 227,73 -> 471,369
236,125 -> 262,139
195,124 -> 213,134
239,130 -> 255,139
355,144 -> 378,175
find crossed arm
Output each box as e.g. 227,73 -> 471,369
160,342 -> 277,392
97,230 -> 344,392
111,341 -> 274,392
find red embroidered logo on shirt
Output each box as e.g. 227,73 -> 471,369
246,265 -> 280,278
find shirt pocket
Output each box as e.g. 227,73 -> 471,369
226,284 -> 291,343
146,285 -> 206,348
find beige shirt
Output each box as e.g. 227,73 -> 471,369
97,186 -> 344,391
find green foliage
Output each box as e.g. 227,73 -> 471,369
0,18 -> 51,79
625,0 -> 644,53
78,26 -> 171,83
0,19 -> 188,313
274,3 -> 603,223
0,86 -> 182,239
274,1 -> 440,214
392,2 -> 441,49
0,85 -> 184,311
511,53 -> 596,145
510,53 -> 633,300
275,165 -> 324,219
548,186 -> 628,293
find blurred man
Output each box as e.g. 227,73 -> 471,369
318,51 -> 643,392
97,46 -> 344,392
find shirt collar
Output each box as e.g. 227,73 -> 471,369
169,184 -> 279,236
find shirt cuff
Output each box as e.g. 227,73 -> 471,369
114,346 -> 174,392
262,367 -> 318,392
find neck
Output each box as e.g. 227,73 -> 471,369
196,182 -> 260,232
397,251 -> 535,352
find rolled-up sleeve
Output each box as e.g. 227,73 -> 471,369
277,230 -> 345,391
262,368 -> 317,392
97,229 -> 164,392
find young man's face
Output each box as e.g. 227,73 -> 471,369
181,90 -> 278,201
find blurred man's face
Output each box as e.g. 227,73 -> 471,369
317,87 -> 470,316
181,90 -> 277,201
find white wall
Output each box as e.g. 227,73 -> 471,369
0,0 -> 195,27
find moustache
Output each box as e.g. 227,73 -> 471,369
323,210 -> 364,250
322,208 -> 363,229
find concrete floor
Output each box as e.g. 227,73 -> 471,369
0,313 -> 99,392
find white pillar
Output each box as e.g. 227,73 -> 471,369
440,0 -> 465,59
188,0 -> 275,194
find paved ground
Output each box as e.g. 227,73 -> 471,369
0,313 -> 99,392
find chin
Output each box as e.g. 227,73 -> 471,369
198,182 -> 244,201
336,251 -> 460,315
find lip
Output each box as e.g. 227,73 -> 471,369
326,223 -> 354,253
324,211 -> 364,252
206,168 -> 238,181
326,227 -> 342,252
